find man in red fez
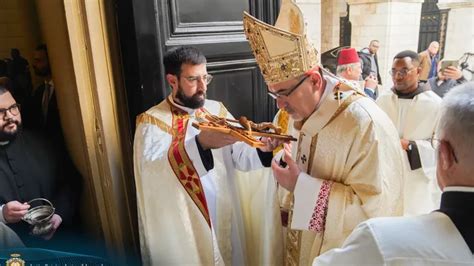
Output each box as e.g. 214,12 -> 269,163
336,48 -> 379,99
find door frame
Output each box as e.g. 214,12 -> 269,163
38,0 -> 138,262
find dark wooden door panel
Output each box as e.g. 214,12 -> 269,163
117,0 -> 280,131
207,60 -> 275,121
174,0 -> 249,23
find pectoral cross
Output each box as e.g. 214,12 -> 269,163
300,154 -> 307,164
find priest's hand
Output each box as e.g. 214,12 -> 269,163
197,130 -> 239,150
258,137 -> 288,152
42,214 -> 62,240
2,201 -> 30,224
400,138 -> 410,150
271,143 -> 301,192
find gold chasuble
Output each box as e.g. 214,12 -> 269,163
134,96 -> 281,265
281,76 -> 405,265
242,0 -> 405,265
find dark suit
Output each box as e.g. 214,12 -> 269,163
437,191 -> 474,253
359,48 -> 382,85
427,76 -> 467,98
0,130 -> 81,248
22,83 -> 63,143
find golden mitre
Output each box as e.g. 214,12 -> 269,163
243,0 -> 318,85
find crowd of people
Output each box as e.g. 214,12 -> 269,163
0,0 -> 472,265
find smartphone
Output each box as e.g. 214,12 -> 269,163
440,60 -> 459,71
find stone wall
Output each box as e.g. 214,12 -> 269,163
348,0 -> 423,87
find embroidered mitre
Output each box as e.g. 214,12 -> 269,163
243,0 -> 318,85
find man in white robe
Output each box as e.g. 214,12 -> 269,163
377,50 -> 443,216
243,1 -> 404,264
134,46 -> 281,265
315,82 -> 474,265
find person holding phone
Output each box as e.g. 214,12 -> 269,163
428,61 -> 467,97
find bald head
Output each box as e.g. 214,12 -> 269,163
428,41 -> 439,56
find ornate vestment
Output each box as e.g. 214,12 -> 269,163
134,96 -> 280,265
282,76 -> 404,265
377,89 -> 442,215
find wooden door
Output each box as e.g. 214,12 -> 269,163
117,0 -> 281,131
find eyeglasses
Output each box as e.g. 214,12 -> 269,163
0,104 -> 20,119
182,74 -> 213,85
267,75 -> 309,100
389,68 -> 415,78
431,137 -> 459,163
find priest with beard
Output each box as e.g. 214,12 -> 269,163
133,46 -> 283,266
377,50 -> 443,216
0,86 -> 80,249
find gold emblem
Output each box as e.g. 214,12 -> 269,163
243,0 -> 318,85
5,254 -> 25,266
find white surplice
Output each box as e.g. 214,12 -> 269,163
314,212 -> 474,265
134,96 -> 280,265
377,89 -> 442,215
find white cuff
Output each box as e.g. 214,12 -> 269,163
185,136 -> 209,177
291,172 -> 322,230
0,204 -> 6,223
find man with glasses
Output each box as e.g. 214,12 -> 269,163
314,82 -> 474,265
133,46 -> 282,265
377,50 -> 442,216
0,86 -> 79,248
244,0 -> 404,264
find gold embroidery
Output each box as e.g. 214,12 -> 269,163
243,3 -> 318,85
136,113 -> 171,134
285,93 -> 363,264
274,110 -> 290,156
167,107 -> 211,227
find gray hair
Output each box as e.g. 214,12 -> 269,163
438,82 -> 474,162
336,63 -> 359,75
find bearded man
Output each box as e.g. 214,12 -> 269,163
133,46 -> 283,265
0,86 -> 79,248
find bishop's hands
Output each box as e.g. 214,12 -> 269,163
258,137 -> 288,152
271,143 -> 301,192
2,200 -> 30,223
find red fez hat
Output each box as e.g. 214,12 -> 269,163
338,48 -> 360,65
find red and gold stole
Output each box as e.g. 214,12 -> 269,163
167,105 -> 211,228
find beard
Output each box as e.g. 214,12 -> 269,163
0,119 -> 21,142
176,85 -> 206,109
34,66 -> 52,77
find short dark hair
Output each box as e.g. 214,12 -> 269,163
163,46 -> 206,76
0,85 -> 9,95
0,77 -> 11,95
36,44 -> 48,56
370,40 -> 379,45
393,50 -> 420,65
